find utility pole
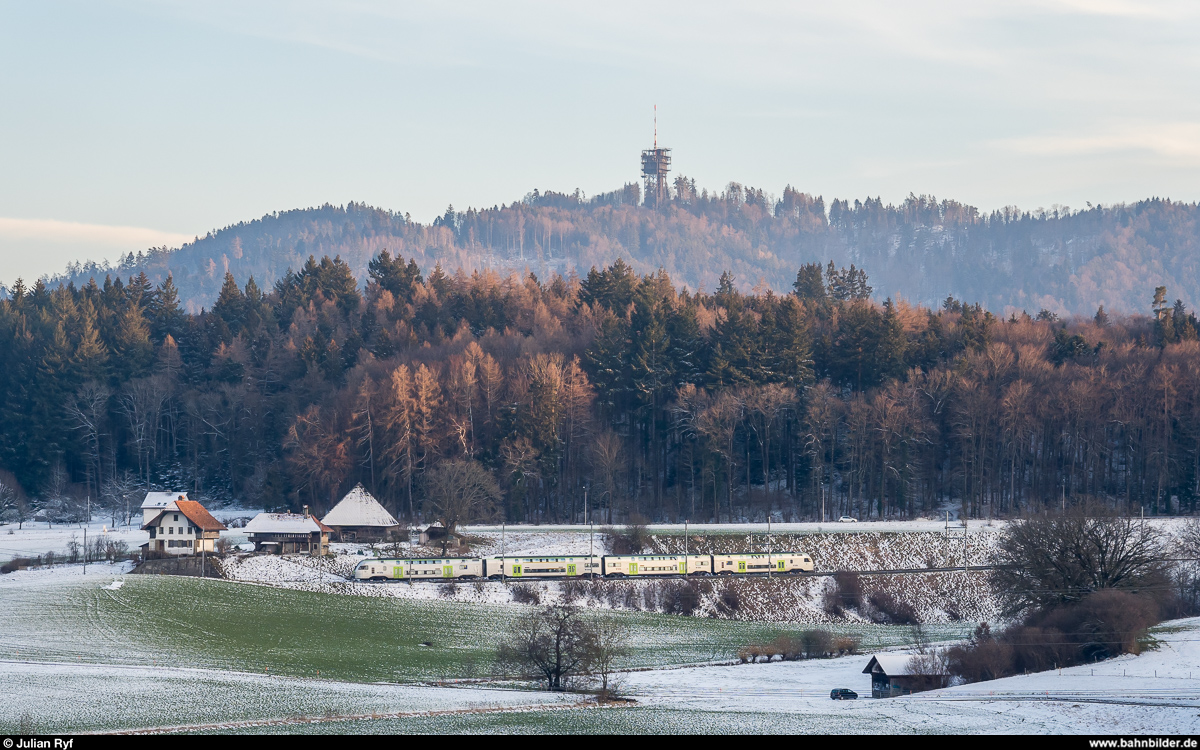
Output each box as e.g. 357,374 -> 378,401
584,486 -> 592,576
501,522 -> 506,586
767,518 -> 772,579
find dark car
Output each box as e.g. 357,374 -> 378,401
830,689 -> 858,700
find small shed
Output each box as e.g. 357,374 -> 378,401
321,484 -> 400,542
141,491 -> 188,526
245,512 -> 331,556
862,653 -> 948,698
142,499 -> 226,557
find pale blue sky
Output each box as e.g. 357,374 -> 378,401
3,1 -> 1200,282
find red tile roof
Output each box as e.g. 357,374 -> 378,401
175,500 -> 227,532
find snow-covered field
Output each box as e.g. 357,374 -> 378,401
3,613 -> 1196,733
616,617 -> 1200,734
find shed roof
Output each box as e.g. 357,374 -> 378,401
321,484 -> 399,528
862,653 -> 919,677
141,491 -> 187,510
245,513 -> 331,535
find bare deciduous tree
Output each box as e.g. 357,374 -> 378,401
991,505 -> 1168,616
423,459 -> 501,535
496,605 -> 594,691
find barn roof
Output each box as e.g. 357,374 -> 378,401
245,513 -> 331,535
862,653 -> 919,677
321,484 -> 399,528
141,491 -> 187,510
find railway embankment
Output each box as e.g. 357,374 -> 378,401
218,528 -> 1005,625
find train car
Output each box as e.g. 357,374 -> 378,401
484,555 -> 602,579
711,552 -> 814,575
353,557 -> 484,581
602,554 -> 713,577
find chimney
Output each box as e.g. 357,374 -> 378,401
303,505 -> 309,518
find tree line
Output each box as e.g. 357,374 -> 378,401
3,252 -> 1200,526
36,183 -> 1200,319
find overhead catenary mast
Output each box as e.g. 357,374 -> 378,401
641,105 -> 672,209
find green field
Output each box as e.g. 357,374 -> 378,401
0,573 -> 976,733
0,575 -> 972,683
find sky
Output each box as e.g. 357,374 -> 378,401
3,0 -> 1200,283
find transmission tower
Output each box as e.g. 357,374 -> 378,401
641,105 -> 671,209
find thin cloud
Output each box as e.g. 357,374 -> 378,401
0,217 -> 192,250
996,123 -> 1200,161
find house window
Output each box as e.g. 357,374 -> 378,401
174,514 -> 179,521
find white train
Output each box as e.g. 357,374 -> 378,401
353,552 -> 814,582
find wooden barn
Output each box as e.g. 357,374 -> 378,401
244,511 -> 331,555
321,484 -> 400,542
862,653 -> 949,697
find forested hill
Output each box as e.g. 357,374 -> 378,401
47,184 -> 1200,316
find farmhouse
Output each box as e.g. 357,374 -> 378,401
142,499 -> 226,557
321,484 -> 400,542
245,510 -> 331,555
862,653 -> 948,698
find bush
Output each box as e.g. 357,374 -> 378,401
947,590 -> 1162,684
661,580 -> 701,616
1,556 -> 35,574
799,629 -> 833,659
770,634 -> 804,661
868,591 -> 919,625
510,583 -> 541,605
831,635 -> 861,655
824,571 -> 862,614
605,517 -> 651,555
439,581 -> 459,599
561,577 -> 586,604
716,588 -> 741,615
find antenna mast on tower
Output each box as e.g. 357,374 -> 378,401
641,105 -> 671,209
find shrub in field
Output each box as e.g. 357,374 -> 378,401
1,556 -> 35,574
947,589 -> 1161,684
439,581 -> 459,599
831,635 -> 862,655
770,634 -> 804,661
799,629 -> 833,659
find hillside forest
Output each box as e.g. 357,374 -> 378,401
35,182 -> 1200,318
2,253 -> 1200,527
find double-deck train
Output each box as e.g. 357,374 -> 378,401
352,551 -> 815,582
